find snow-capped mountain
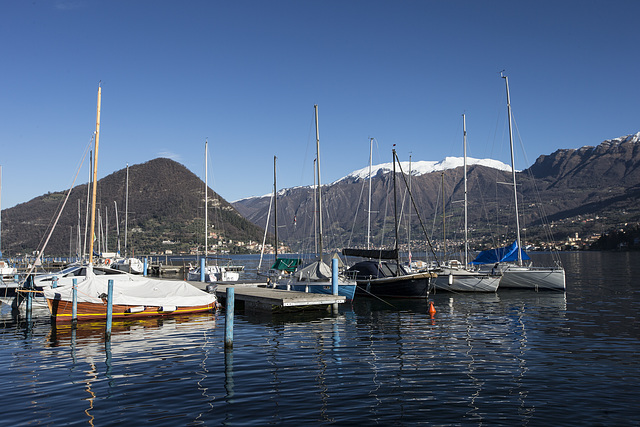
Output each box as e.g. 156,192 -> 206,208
336,157 -> 513,183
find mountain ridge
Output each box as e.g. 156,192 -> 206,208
234,133 -> 640,252
1,158 -> 265,256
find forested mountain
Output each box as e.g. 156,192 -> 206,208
1,158 -> 265,256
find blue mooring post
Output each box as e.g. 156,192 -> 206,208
26,282 -> 33,322
225,287 -> 234,348
143,258 -> 148,277
332,258 -> 339,295
106,279 -> 114,338
72,278 -> 78,322
200,257 -> 206,282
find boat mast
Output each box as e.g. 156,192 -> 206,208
77,199 -> 81,260
205,139 -> 208,260
114,201 -> 120,255
274,155 -> 278,259
83,150 -> 91,262
502,73 -> 523,265
392,148 -> 399,275
313,158 -> 317,254
367,138 -> 373,250
0,165 -> 2,258
463,113 -> 469,266
88,84 -> 101,265
124,163 -> 129,257
105,206 -> 108,253
315,105 -> 323,258
441,171 -> 446,259
408,155 -> 412,263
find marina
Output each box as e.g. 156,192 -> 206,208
0,251 -> 638,425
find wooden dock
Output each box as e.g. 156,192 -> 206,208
187,281 -> 346,312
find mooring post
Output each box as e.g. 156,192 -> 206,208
225,287 -> 235,348
143,258 -> 148,277
72,278 -> 78,322
26,287 -> 32,322
332,258 -> 339,295
200,257 -> 206,282
106,279 -> 114,338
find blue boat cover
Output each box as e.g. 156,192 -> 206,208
469,240 -> 531,265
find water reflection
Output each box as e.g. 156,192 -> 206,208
1,253 -> 639,424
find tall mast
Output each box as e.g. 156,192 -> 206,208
124,163 -> 129,256
83,150 -> 91,262
314,105 -> 323,258
205,139 -> 208,259
273,155 -> 278,259
114,201 -> 120,255
313,158 -> 317,254
463,113 -> 469,266
0,165 -> 2,258
441,171 -> 446,259
392,149 -> 399,275
77,199 -> 81,259
367,138 -> 373,250
408,154 -> 412,261
502,73 -> 523,265
88,84 -> 101,265
105,205 -> 108,252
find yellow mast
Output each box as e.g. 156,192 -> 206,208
88,85 -> 101,264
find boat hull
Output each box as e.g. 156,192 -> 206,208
499,266 -> 566,291
45,297 -> 215,322
432,269 -> 500,292
278,279 -> 357,300
355,272 -> 434,298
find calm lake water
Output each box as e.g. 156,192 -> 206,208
1,252 -> 639,425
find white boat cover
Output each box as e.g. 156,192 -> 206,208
296,260 -> 333,281
43,272 -> 216,307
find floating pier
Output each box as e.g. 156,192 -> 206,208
189,281 -> 346,312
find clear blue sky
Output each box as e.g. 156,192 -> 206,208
1,0 -> 638,209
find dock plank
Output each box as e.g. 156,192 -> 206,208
186,280 -> 345,311
215,284 -> 345,306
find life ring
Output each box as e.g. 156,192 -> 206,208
105,259 -> 111,266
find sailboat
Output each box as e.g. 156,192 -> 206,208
44,86 -> 217,321
112,164 -> 145,274
470,74 -> 565,291
187,139 -> 244,283
0,165 -> 17,282
278,105 -> 357,299
0,165 -> 20,307
343,148 -> 437,299
432,114 -> 501,292
257,156 -> 301,282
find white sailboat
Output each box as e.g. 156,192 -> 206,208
279,105 -> 357,299
471,74 -> 565,291
0,165 -> 18,281
112,164 -> 145,274
432,114 -> 501,292
43,86 -> 218,322
187,140 -> 244,283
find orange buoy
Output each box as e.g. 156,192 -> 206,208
428,301 -> 436,316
